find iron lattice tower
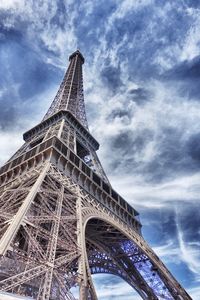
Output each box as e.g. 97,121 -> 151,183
0,50 -> 192,300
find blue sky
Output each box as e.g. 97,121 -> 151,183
0,0 -> 200,299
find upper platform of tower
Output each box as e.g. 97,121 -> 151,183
42,49 -> 88,128
69,49 -> 85,64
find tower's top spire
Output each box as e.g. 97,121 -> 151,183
42,49 -> 88,128
69,49 -> 85,64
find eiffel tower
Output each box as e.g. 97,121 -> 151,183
0,50 -> 192,300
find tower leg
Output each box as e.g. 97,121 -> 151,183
76,193 -> 98,300
83,208 -> 192,300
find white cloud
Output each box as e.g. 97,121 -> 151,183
107,0 -> 154,24
152,240 -> 181,264
0,0 -> 25,10
93,274 -> 140,299
176,216 -> 200,281
0,130 -> 23,166
108,172 -> 200,209
181,7 -> 200,61
188,286 -> 200,300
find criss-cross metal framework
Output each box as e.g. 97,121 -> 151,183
43,50 -> 88,129
0,50 -> 192,300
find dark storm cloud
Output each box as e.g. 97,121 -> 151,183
140,207 -> 177,245
49,0 -> 66,29
184,0 -> 200,8
187,133 -> 200,162
107,124 -> 200,184
112,131 -> 133,154
0,91 -> 16,129
128,88 -> 151,105
108,129 -> 154,172
146,128 -> 200,182
0,27 -> 60,128
74,1 -> 117,52
145,128 -> 187,182
18,59 -> 59,101
170,56 -> 200,80
101,65 -> 122,93
178,203 -> 200,242
106,108 -> 132,122
163,56 -> 200,100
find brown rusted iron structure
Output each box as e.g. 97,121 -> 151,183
0,50 -> 192,299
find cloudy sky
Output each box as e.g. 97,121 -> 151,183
0,0 -> 200,299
